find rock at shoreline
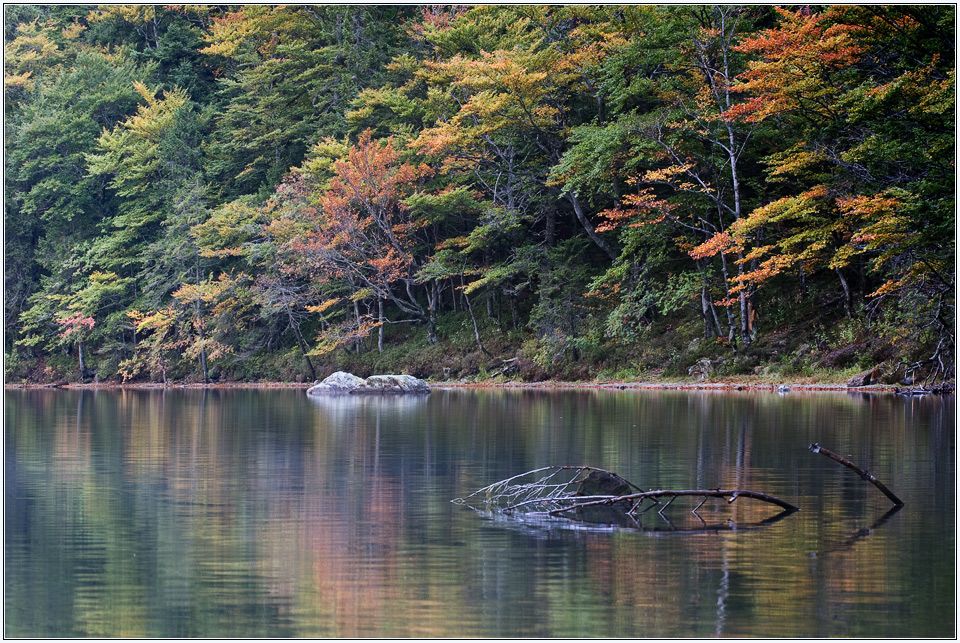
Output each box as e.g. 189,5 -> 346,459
847,365 -> 881,388
688,359 -> 716,381
307,371 -> 430,395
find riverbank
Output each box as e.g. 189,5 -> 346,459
3,378 -> 915,393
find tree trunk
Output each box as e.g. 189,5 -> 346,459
195,296 -> 208,384
426,282 -> 439,345
378,298 -> 384,353
353,299 -> 362,354
286,305 -> 316,381
701,285 -> 718,339
545,206 -> 556,248
200,345 -> 209,384
717,251 -> 739,351
77,340 -> 86,381
738,270 -> 751,348
566,192 -> 618,261
461,277 -> 489,356
836,267 -> 853,318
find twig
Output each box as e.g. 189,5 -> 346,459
808,443 -> 904,507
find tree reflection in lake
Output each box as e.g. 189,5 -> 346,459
4,388 -> 955,637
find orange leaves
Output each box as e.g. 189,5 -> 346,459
690,231 -> 739,261
693,181 -> 913,301
597,188 -> 672,232
404,5 -> 468,40
273,129 -> 434,318
725,7 -> 864,123
313,130 -> 430,271
324,130 -> 431,216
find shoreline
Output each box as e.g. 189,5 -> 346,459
3,379 -> 912,393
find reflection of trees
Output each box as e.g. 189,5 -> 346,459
3,389 -> 955,637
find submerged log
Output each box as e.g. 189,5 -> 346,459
808,442 -> 904,507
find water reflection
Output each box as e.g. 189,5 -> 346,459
4,388 -> 955,638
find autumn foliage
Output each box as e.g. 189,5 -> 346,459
5,4 -> 954,384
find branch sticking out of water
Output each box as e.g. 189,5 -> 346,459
808,443 -> 904,507
550,488 -> 800,516
452,466 -> 800,525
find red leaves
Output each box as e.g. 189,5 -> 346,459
724,7 -> 864,123
57,314 -> 94,340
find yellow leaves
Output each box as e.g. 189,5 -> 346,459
127,307 -> 175,333
125,84 -> 188,139
89,5 -> 156,25
866,62 -> 956,119
697,181 -> 916,303
765,143 -> 828,179
4,19 -> 63,89
4,71 -> 34,95
642,164 -> 694,183
305,298 -> 340,315
194,198 -> 261,258
171,277 -> 231,305
412,122 -> 463,157
309,316 -> 382,356
200,5 -> 297,58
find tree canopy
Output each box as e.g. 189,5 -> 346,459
5,5 -> 955,385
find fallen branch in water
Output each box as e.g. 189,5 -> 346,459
549,488 -> 800,516
808,443 -> 904,507
452,466 -> 799,526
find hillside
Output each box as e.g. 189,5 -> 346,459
4,5 -> 955,389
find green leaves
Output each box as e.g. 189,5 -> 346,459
4,3 -> 954,382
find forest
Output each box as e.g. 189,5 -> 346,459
4,5 -> 955,385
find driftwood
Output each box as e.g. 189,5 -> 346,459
808,443 -> 904,507
452,466 -> 799,529
549,488 -> 800,517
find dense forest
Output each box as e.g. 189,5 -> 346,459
4,5 -> 955,385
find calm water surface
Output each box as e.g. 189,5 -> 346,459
5,387 -> 955,637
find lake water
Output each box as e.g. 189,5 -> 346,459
4,387 -> 955,637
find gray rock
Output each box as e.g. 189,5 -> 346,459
307,371 -> 430,395
307,371 -> 367,394
688,359 -> 715,381
365,374 -> 431,393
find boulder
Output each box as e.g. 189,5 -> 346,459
365,374 -> 431,393
577,470 -> 636,498
308,371 -> 367,394
847,365 -> 881,388
574,470 -> 639,526
688,359 -> 715,381
307,371 -> 430,395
